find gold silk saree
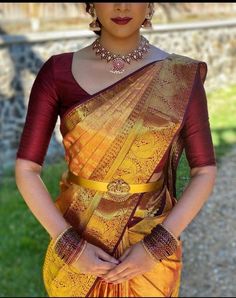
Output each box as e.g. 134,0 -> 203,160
42,54 -> 207,297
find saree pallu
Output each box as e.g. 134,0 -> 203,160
42,54 -> 207,297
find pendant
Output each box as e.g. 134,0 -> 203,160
110,57 -> 125,74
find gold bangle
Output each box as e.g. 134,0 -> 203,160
52,225 -> 73,247
141,240 -> 160,263
74,240 -> 88,263
159,223 -> 179,243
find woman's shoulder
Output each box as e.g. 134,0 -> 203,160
149,45 -> 207,66
167,52 -> 208,82
148,44 -> 171,64
36,52 -> 74,80
46,52 -> 74,69
168,52 -> 207,67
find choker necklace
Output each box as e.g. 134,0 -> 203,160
92,35 -> 150,75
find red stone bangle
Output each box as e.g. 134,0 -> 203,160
53,226 -> 86,265
143,223 -> 178,262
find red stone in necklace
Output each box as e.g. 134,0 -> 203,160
92,35 -> 150,74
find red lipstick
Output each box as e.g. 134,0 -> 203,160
111,17 -> 132,25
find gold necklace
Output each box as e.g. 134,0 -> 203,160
92,35 -> 150,75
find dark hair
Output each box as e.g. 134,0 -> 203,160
85,3 -> 101,36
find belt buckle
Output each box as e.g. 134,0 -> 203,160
107,178 -> 131,202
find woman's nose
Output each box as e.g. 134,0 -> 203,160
113,3 -> 131,12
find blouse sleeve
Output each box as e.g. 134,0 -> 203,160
181,63 -> 216,168
16,56 -> 59,166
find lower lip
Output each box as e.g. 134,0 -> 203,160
111,19 -> 132,25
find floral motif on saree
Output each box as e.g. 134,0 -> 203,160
42,54 -> 207,297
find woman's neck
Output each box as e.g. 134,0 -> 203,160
99,31 -> 142,56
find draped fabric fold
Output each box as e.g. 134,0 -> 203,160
42,54 -> 204,297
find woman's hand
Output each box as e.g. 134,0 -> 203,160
71,242 -> 120,277
101,241 -> 158,284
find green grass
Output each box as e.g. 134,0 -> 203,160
208,84 -> 236,159
0,83 -> 236,297
0,162 -> 66,297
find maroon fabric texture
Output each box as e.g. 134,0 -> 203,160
16,53 -> 216,167
181,65 -> 216,168
16,53 -> 89,165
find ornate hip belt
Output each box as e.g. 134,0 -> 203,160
67,171 -> 164,202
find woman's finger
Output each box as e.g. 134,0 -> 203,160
119,246 -> 131,262
95,259 -> 118,273
102,258 -> 130,279
96,247 -> 119,264
108,269 -> 139,284
95,270 -> 112,277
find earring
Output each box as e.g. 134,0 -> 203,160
142,4 -> 154,29
88,4 -> 101,31
142,17 -> 152,29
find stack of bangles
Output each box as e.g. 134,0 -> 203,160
141,223 -> 179,262
53,226 -> 87,265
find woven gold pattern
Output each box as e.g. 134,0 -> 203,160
43,54 -> 207,297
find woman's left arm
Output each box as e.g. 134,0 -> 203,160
161,164 -> 217,238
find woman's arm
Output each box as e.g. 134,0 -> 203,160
15,158 -> 70,239
15,57 -> 70,239
15,55 -> 120,274
161,165 -> 217,238
15,158 -> 120,272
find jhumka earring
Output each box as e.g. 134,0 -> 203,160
142,3 -> 154,29
88,4 -> 101,31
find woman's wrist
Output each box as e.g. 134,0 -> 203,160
142,223 -> 179,262
159,223 -> 179,242
52,224 -> 72,242
52,225 -> 86,265
141,239 -> 160,263
73,240 -> 88,263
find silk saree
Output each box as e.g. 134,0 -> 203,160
42,54 -> 207,297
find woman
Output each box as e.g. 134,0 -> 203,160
15,3 -> 217,297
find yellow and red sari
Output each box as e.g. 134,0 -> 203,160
42,54 -> 208,297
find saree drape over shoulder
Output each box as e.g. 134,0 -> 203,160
17,53 -> 215,297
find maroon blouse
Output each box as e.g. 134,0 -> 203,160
16,53 -> 216,168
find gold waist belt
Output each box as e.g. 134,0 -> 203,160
67,171 -> 163,200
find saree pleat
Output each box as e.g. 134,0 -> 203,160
43,54 -> 206,297
88,193 -> 182,298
